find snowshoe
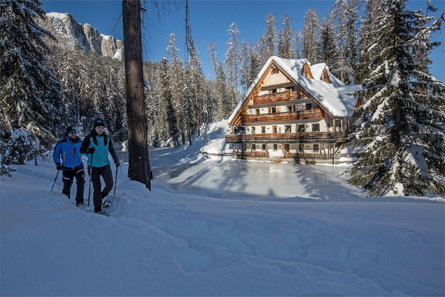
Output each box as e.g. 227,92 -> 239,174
102,196 -> 113,209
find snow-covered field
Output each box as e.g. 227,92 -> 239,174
1,122 -> 444,296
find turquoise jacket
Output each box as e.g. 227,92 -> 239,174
80,132 -> 119,168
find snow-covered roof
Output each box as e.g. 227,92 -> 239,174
229,56 -> 361,123
310,63 -> 327,80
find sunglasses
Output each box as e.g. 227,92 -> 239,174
68,130 -> 77,135
96,120 -> 106,125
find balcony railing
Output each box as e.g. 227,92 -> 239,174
252,90 -> 304,105
241,109 -> 323,123
225,131 -> 348,143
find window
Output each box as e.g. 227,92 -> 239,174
313,144 -> 319,151
273,144 -> 278,151
335,120 -> 341,131
312,124 -> 320,132
251,127 -> 256,134
298,125 -> 305,132
256,109 -> 260,115
269,89 -> 277,94
285,125 -> 292,133
262,144 -> 266,150
273,126 -> 278,133
306,103 -> 312,110
261,126 -> 266,134
271,68 -> 279,74
252,144 -> 256,150
271,107 -> 277,113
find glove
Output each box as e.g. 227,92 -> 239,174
115,162 -> 120,168
87,147 -> 96,154
56,163 -> 63,170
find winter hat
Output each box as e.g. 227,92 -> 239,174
94,119 -> 106,128
65,126 -> 77,136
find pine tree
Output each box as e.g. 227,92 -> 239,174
225,22 -> 241,110
249,43 -> 262,88
344,0 -> 359,83
0,0 -> 62,145
166,33 -> 186,144
357,0 -> 384,84
278,15 -> 295,59
209,41 -> 225,121
294,31 -> 303,59
216,62 -> 231,118
161,58 -> 179,146
318,15 -> 338,68
260,13 -> 277,63
303,9 -> 320,63
240,41 -> 251,93
182,66 -> 195,146
188,44 -> 205,138
348,0 -> 445,196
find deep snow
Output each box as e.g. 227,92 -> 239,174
1,121 -> 444,296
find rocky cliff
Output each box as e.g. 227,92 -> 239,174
39,12 -> 123,60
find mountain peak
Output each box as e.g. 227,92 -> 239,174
39,12 -> 123,60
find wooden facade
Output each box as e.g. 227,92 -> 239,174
225,57 -> 360,164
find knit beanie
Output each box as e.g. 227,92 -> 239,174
65,126 -> 77,136
94,119 -> 106,128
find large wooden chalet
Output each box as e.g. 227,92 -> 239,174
225,56 -> 361,164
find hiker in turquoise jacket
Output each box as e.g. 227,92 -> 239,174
80,119 -> 120,214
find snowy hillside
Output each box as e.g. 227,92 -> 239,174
1,121 -> 444,296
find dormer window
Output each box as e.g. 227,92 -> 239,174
301,62 -> 314,79
321,69 -> 332,83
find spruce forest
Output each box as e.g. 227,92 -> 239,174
0,0 -> 444,196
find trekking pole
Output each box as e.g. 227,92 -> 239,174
113,165 -> 118,195
87,153 -> 94,207
50,170 -> 60,192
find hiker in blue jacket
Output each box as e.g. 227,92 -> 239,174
53,126 -> 85,207
80,119 -> 120,214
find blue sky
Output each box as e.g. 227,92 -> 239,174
42,0 -> 444,82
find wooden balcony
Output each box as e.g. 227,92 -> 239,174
252,90 -> 303,105
241,109 -> 323,123
225,131 -> 348,143
237,151 -> 269,158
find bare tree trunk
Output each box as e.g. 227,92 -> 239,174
122,0 -> 152,190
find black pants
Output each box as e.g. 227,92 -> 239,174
90,165 -> 113,213
62,166 -> 85,205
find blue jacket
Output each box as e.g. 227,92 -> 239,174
53,136 -> 84,169
80,132 -> 119,168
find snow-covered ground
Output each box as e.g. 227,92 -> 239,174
1,121 -> 444,296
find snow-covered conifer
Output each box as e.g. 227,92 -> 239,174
161,58 -> 179,146
332,0 -> 360,83
318,15 -> 338,69
166,33 -> 186,144
0,0 -> 62,147
259,13 -> 277,64
225,22 -> 241,109
348,0 -> 445,196
278,15 -> 295,59
303,9 -> 320,63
